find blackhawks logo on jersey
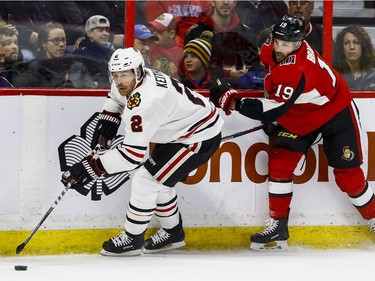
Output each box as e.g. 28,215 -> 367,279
127,92 -> 141,110
341,146 -> 355,161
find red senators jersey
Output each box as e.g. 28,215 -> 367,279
237,40 -> 352,136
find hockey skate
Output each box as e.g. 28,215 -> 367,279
100,231 -> 144,256
368,218 -> 375,234
143,228 -> 186,254
250,218 -> 289,251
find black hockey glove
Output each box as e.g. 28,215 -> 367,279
263,122 -> 279,137
210,79 -> 240,115
91,111 -> 121,150
61,155 -> 106,193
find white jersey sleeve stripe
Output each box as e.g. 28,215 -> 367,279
118,149 -> 142,165
294,88 -> 330,105
124,147 -> 146,159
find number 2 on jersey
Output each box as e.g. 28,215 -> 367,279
131,115 -> 143,132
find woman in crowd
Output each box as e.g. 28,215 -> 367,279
13,22 -> 95,88
332,24 -> 375,91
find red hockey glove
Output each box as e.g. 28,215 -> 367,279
218,88 -> 240,115
210,79 -> 240,115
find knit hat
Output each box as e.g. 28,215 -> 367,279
184,31 -> 213,68
148,13 -> 177,31
85,15 -> 110,33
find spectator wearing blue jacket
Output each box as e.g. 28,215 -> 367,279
73,15 -> 114,88
0,68 -> 13,87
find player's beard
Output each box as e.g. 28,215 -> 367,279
117,80 -> 136,98
275,52 -> 286,62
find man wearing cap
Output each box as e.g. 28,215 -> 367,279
145,1 -> 211,44
134,24 -> 159,68
73,15 -> 114,87
148,13 -> 183,78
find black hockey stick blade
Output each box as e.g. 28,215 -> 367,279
16,242 -> 26,255
221,124 -> 265,142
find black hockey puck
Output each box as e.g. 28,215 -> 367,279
14,265 -> 27,271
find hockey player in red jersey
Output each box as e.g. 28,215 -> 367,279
210,15 -> 375,250
62,47 -> 223,256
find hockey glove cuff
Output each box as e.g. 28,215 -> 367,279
263,122 -> 279,137
218,88 -> 240,115
210,79 -> 240,115
91,111 -> 121,150
61,155 -> 106,192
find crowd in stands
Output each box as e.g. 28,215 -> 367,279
0,0 -> 374,90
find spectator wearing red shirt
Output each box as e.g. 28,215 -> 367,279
149,13 -> 184,78
145,1 -> 211,44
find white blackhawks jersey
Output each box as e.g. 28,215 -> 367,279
99,68 -> 223,174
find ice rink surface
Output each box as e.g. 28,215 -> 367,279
2,248 -> 375,281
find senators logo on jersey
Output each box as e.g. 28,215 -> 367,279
127,92 -> 141,110
341,146 -> 355,161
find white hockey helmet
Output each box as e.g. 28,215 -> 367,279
108,47 -> 146,85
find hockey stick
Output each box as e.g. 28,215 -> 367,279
16,182 -> 72,255
16,145 -> 104,255
221,124 -> 265,142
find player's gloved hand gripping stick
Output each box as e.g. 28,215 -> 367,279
210,79 -> 267,141
210,79 -> 241,115
60,154 -> 106,191
16,145 -> 103,255
90,111 -> 121,150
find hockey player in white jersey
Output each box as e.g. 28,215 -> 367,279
61,47 -> 223,256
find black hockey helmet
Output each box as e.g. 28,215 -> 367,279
272,15 -> 306,42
